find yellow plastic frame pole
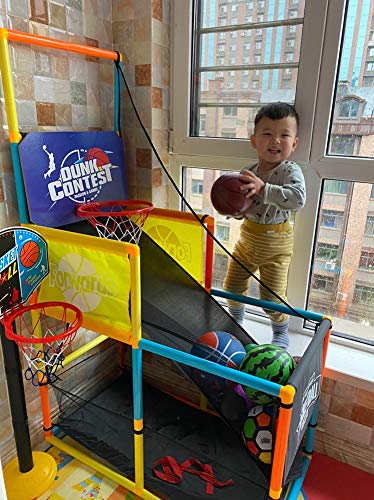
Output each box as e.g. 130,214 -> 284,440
0,29 -> 22,143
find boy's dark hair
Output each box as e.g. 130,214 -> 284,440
254,102 -> 299,129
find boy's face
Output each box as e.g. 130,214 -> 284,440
250,116 -> 299,169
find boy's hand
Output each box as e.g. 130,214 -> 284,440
240,170 -> 265,198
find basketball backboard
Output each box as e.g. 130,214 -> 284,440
0,227 -> 48,317
19,131 -> 128,227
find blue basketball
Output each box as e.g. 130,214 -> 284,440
191,331 -> 246,369
191,331 -> 246,394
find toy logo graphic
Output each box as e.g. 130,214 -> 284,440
48,253 -> 116,313
296,372 -> 321,437
0,227 -> 48,317
44,144 -> 115,205
19,131 -> 128,227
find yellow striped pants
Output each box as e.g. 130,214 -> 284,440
223,219 -> 294,324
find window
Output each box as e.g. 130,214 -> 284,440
329,135 -> 356,156
359,250 -> 374,270
324,180 -> 349,194
312,274 -> 334,293
223,107 -> 237,116
321,209 -> 344,229
316,243 -> 339,261
216,224 -> 230,242
338,98 -> 359,118
364,215 -> 374,235
191,179 -> 203,195
199,114 -> 206,133
353,284 -> 374,304
172,1 -> 374,344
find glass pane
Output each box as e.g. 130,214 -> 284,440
200,27 -> 303,67
201,0 -> 305,29
307,180 -> 374,344
183,167 -> 260,296
328,0 -> 374,158
195,67 -> 298,138
193,1 -> 305,138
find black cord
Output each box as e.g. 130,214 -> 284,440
116,63 -> 316,326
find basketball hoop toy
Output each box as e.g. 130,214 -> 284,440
2,302 -> 83,386
76,200 -> 154,244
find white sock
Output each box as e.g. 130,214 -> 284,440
229,305 -> 245,325
271,321 -> 289,349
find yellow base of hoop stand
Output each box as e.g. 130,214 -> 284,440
3,451 -> 57,500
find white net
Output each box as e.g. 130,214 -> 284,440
3,303 -> 82,386
77,200 -> 153,244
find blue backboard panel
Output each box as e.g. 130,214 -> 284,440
19,131 -> 128,227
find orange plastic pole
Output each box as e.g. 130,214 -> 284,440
39,384 -> 53,438
321,326 -> 331,380
5,29 -> 119,60
269,385 -> 295,499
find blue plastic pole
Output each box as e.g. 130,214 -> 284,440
139,337 -> 282,397
211,288 -> 324,323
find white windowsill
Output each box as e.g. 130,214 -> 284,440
242,312 -> 374,392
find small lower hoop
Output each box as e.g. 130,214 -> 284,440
2,301 -> 83,386
76,199 -> 154,244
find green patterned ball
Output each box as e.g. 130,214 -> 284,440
239,344 -> 296,405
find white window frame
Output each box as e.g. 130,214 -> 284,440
170,0 -> 374,357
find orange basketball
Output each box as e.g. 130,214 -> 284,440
20,240 -> 40,268
85,147 -> 110,168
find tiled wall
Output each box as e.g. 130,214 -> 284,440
0,0 -> 372,478
316,375 -> 374,474
112,0 -> 170,203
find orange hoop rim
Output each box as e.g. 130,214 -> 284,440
76,200 -> 154,218
2,301 -> 83,344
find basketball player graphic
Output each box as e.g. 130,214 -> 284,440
43,144 -> 56,179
